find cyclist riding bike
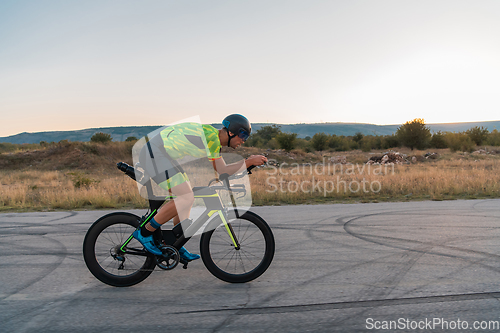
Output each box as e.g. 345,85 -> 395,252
133,114 -> 268,261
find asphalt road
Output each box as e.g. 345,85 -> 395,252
1,199 -> 500,332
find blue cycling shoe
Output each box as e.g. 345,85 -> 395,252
179,247 -> 200,261
133,230 -> 163,256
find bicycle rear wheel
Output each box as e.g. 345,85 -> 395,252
83,212 -> 156,287
200,211 -> 274,283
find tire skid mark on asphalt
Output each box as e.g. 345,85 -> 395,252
472,199 -> 500,213
6,300 -> 69,333
343,226 -> 500,259
208,283 -> 253,333
0,241 -> 67,256
0,234 -> 67,302
319,214 -> 431,308
306,214 -> 427,328
340,210 -> 500,301
9,281 -> 112,332
1,286 -> 93,333
0,211 -> 78,228
170,291 -> 500,315
238,214 -> 412,318
342,214 -> 500,263
395,255 -> 488,300
0,224 -> 92,231
356,244 -> 430,301
205,254 -> 405,333
333,209 -> 500,324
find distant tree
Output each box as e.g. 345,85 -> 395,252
396,118 -> 431,150
276,132 -> 298,152
255,124 -> 282,142
353,132 -> 364,143
243,134 -> 262,148
91,132 -> 112,143
430,131 -> 448,149
125,136 -> 138,142
311,132 -> 329,151
466,126 -> 489,146
444,132 -> 475,152
383,134 -> 400,149
58,139 -> 71,147
488,129 -> 500,146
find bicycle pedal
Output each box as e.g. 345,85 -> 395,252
180,258 -> 189,269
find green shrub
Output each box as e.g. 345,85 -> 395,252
255,124 -> 282,142
444,132 -> 475,152
353,132 -> 364,143
311,132 -> 329,151
80,143 -> 99,155
91,132 -> 112,143
58,139 -> 71,147
266,138 -> 279,150
244,134 -> 263,148
329,136 -> 351,151
276,132 -> 298,152
430,131 -> 448,149
383,134 -> 400,149
125,136 -> 138,142
466,126 -> 489,146
396,118 -> 431,150
0,143 -> 16,153
487,129 -> 500,146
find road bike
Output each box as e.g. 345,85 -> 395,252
83,162 -> 275,287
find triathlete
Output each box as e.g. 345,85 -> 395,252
133,114 -> 267,261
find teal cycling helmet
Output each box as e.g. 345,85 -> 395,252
222,114 -> 251,147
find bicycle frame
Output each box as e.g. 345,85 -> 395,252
118,181 -> 240,255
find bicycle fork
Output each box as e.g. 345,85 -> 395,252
215,210 -> 240,250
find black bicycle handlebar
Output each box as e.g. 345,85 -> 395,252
247,165 -> 256,174
117,162 -> 137,181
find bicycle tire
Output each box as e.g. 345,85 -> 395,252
83,212 -> 156,287
200,211 -> 275,283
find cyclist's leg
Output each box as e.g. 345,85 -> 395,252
153,181 -> 194,225
133,181 -> 194,256
135,135 -> 195,256
147,181 -> 199,260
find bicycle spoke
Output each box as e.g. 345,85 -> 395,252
239,238 -> 265,249
207,216 -> 268,275
223,251 -> 238,271
94,223 -> 148,277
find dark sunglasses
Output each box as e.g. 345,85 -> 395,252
238,129 -> 250,141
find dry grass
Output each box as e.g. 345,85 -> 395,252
0,170 -> 146,211
249,156 -> 500,205
0,145 -> 499,211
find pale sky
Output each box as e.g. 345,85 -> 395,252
1,0 -> 500,137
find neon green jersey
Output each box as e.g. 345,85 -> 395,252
159,123 -> 222,161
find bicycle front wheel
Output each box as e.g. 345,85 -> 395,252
83,212 -> 156,287
200,211 -> 275,283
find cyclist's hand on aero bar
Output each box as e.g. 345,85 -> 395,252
246,155 -> 268,167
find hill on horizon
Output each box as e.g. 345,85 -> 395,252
1,121 -> 499,144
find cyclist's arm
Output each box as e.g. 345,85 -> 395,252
212,155 -> 267,175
